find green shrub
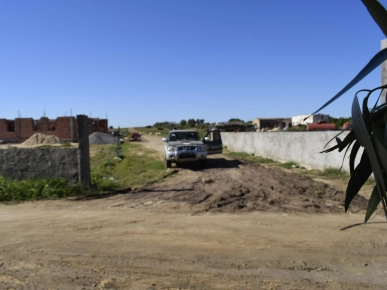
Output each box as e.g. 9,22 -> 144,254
0,177 -> 77,202
287,125 -> 306,131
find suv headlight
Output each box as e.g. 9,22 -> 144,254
167,146 -> 176,152
196,146 -> 205,152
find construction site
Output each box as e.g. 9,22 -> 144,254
0,116 -> 108,143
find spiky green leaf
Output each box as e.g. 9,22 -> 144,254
372,122 -> 385,147
384,112 -> 387,147
339,140 -> 354,171
321,130 -> 355,153
371,134 -> 387,181
338,131 -> 356,153
352,96 -> 387,219
362,0 -> 387,37
323,129 -> 347,149
349,140 -> 361,174
361,90 -> 373,133
308,48 -> 387,117
345,150 -> 372,211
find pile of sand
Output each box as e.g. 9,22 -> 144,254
89,132 -> 117,144
22,133 -> 63,146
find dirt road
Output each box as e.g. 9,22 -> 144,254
1,134 -> 387,289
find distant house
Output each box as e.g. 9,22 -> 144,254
252,118 -> 292,131
292,114 -> 329,126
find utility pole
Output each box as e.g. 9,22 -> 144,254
77,115 -> 91,187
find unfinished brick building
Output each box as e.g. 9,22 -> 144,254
0,116 -> 108,143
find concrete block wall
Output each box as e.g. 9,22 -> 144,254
0,147 -> 79,183
221,131 -> 362,172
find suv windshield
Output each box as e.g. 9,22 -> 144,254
169,132 -> 200,141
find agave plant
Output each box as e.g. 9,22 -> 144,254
312,0 -> 387,222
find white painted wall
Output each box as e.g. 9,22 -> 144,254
221,131 -> 361,172
292,114 -> 329,126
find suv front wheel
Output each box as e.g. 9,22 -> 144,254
165,158 -> 172,168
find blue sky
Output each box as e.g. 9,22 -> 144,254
1,0 -> 387,127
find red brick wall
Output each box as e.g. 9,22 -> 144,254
53,117 -> 72,139
0,116 -> 108,143
16,118 -> 36,140
38,118 -> 49,133
0,119 -> 17,141
98,119 -> 108,132
88,118 -> 108,135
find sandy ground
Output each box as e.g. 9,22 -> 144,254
1,134 -> 387,289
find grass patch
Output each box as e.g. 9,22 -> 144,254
60,142 -> 73,147
90,142 -> 165,191
132,127 -> 169,138
224,150 -> 275,164
317,168 -> 349,180
0,177 -> 79,202
307,167 -> 377,184
277,161 -> 299,169
255,156 -> 276,163
287,125 -> 307,131
225,150 -> 300,169
296,167 -> 351,181
37,143 -> 74,148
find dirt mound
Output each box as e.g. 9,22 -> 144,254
131,159 -> 368,214
89,132 -> 116,144
22,133 -> 63,146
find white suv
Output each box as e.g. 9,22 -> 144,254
163,130 -> 207,168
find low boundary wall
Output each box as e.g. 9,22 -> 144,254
221,131 -> 361,172
0,147 -> 79,183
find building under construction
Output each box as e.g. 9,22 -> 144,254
0,116 -> 108,143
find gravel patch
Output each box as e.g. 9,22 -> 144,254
89,132 -> 117,144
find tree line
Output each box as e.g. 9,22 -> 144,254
153,119 -> 206,129
151,118 -> 252,129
